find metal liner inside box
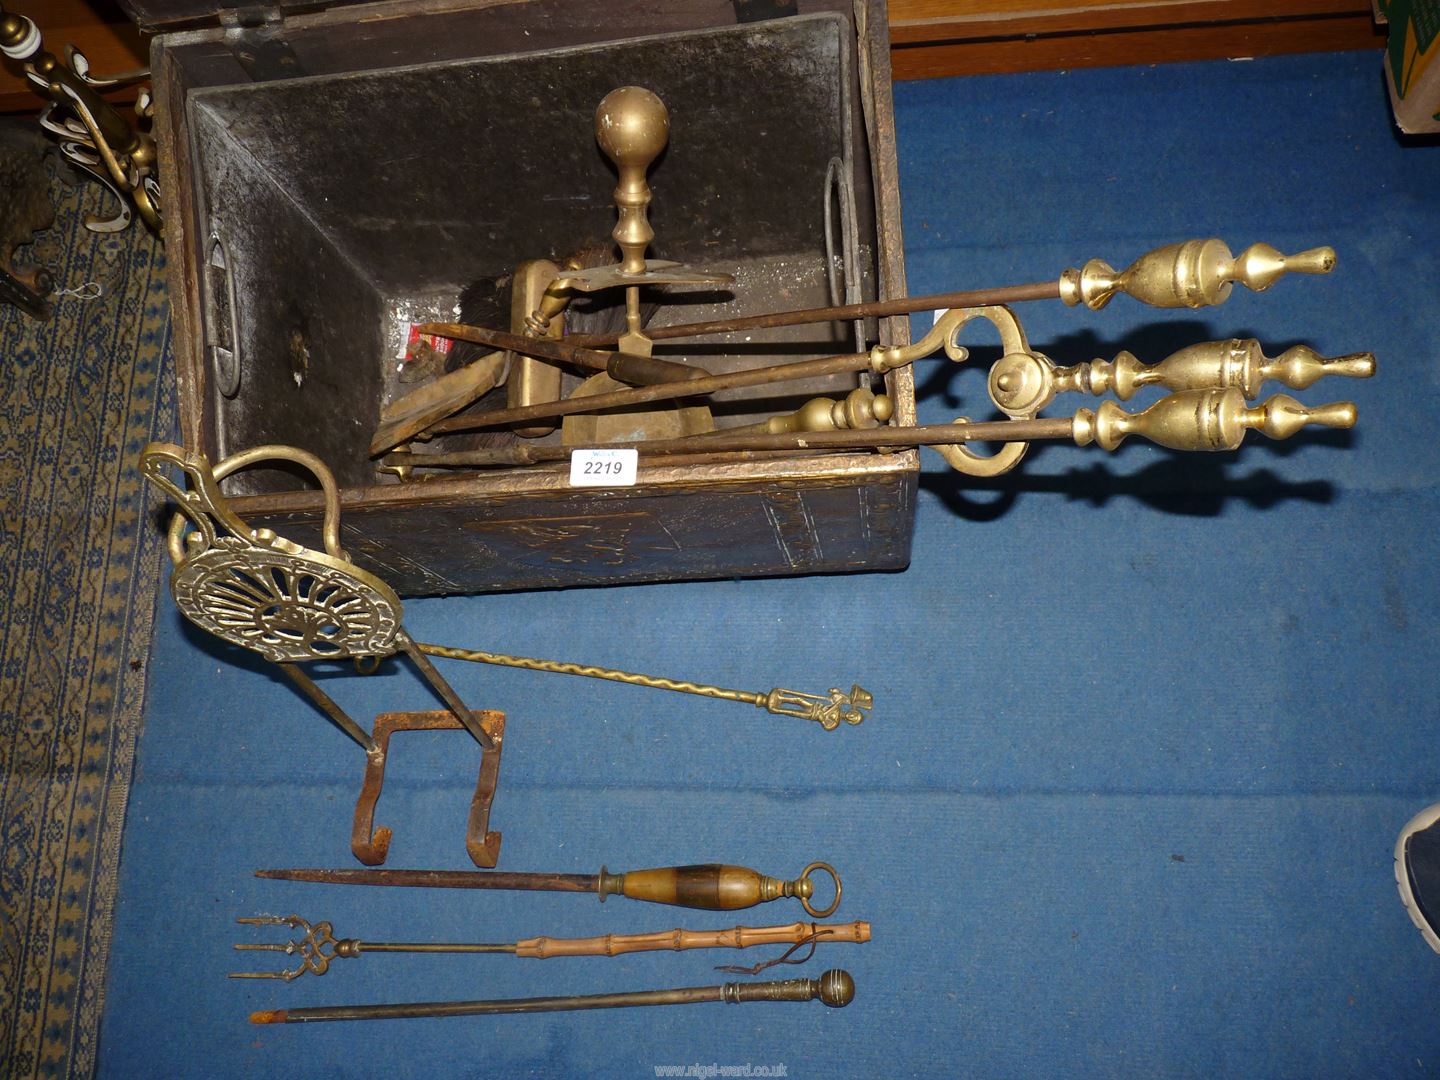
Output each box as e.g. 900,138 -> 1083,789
148,0 -> 915,595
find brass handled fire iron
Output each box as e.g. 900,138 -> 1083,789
407,289 -> 1371,480
249,969 -> 855,1024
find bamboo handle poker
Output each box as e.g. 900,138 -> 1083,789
256,861 -> 842,918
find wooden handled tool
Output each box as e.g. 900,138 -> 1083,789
255,861 -> 842,918
232,915 -> 869,980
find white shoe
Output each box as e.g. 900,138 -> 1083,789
1396,801 -> 1440,955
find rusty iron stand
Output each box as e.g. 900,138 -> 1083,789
351,709 -> 505,867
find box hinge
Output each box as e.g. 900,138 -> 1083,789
217,6 -> 307,81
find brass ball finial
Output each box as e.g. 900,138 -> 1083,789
817,969 -> 856,1008
595,86 -> 669,169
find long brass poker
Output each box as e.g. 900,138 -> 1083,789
411,643 -> 869,731
384,389 -> 1359,473
231,915 -> 870,980
554,239 -> 1334,346
415,240 -> 1352,441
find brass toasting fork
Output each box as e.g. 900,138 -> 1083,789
231,914 -> 870,981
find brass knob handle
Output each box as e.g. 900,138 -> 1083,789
1054,340 -> 1376,400
1,11 -> 41,60
1060,239 -> 1336,310
724,970 -> 855,1007
717,388 -> 893,437
595,86 -> 669,275
1073,388 -> 1356,451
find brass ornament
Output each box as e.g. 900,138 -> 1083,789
140,443 -> 401,663
873,305 -> 1038,477
140,441 -> 507,867
1072,388 -> 1357,452
0,3 -> 160,233
1048,340 -> 1375,401
1059,239 -> 1336,310
703,387 -> 894,438
560,86 -> 728,446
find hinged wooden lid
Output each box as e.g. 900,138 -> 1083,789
118,0 -> 369,33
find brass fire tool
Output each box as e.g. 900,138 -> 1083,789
0,3 -> 160,233
397,242 -> 1372,476
140,442 -> 506,869
254,861 -> 842,918
231,915 -> 869,980
373,85 -> 731,457
411,643 -> 868,731
249,969 -> 855,1024
385,87 -> 1369,473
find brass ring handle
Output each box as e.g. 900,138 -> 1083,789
166,444 -> 346,564
798,861 -> 842,918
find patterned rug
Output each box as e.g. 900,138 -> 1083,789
0,146 -> 173,1079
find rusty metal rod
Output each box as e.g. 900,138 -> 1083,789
386,417 -> 1077,470
426,349 -> 873,436
396,633 -> 495,751
415,322 -> 708,387
562,279 -> 1063,346
276,663 -> 378,754
249,969 -> 855,1023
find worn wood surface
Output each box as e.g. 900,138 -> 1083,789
889,0 -> 1384,79
0,0 -> 148,114
0,0 -> 1386,117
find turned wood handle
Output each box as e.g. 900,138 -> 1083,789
604,864 -> 791,911
514,921 -> 871,959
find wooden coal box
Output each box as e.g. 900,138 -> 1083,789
138,0 -> 916,595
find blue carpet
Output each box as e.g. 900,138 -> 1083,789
0,159 -> 173,1079
99,51 -> 1440,1077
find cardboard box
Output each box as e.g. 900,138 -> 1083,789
1375,0 -> 1440,132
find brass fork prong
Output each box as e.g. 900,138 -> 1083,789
235,914 -> 305,928
230,914 -> 346,981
